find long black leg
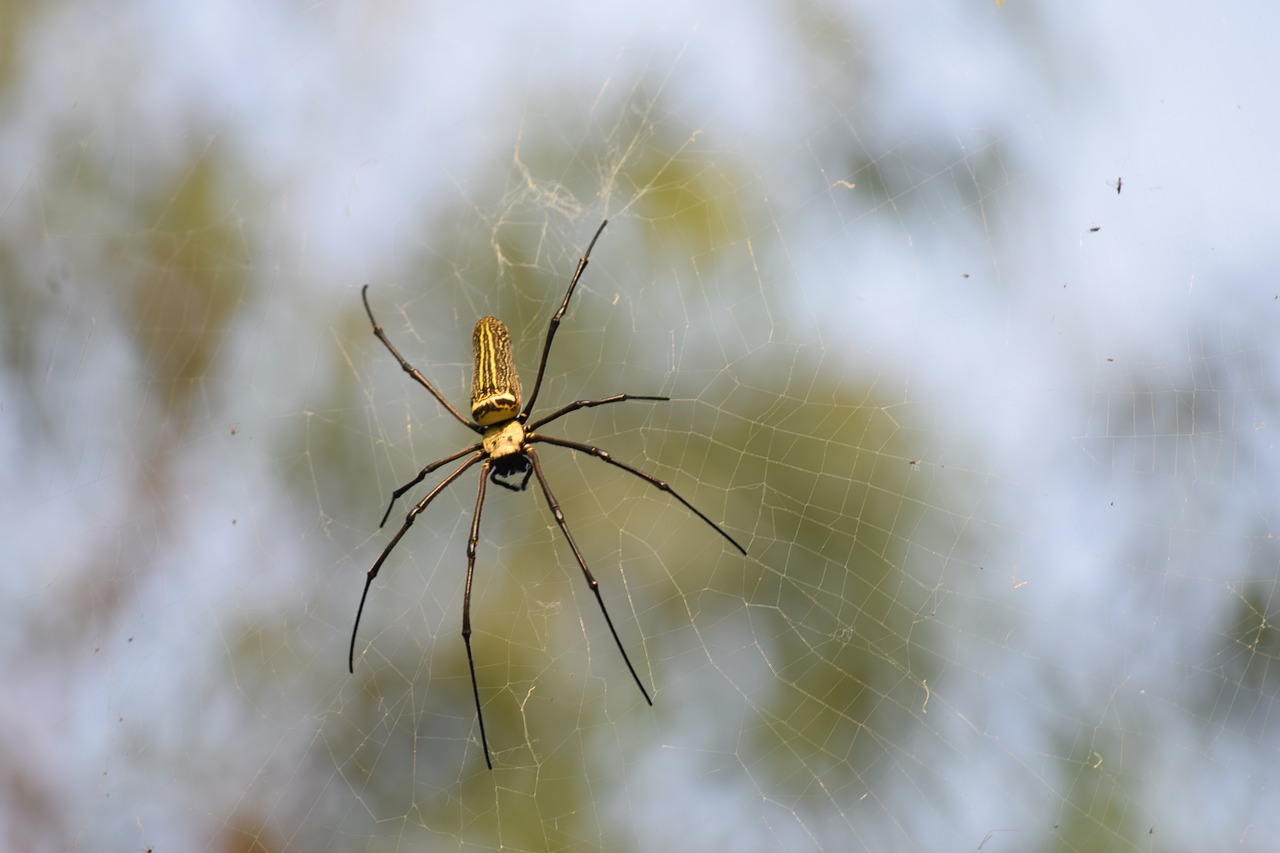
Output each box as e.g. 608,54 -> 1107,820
362,285 -> 482,433
378,443 -> 481,527
526,446 -> 654,707
529,434 -> 747,555
463,462 -> 494,769
349,451 -> 484,673
527,393 -> 668,432
520,220 -> 609,421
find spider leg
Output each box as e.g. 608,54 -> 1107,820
520,220 -> 609,421
529,434 -> 747,555
362,285 -> 482,433
349,451 -> 484,674
378,443 -> 482,527
526,446 -> 654,707
463,461 -> 494,770
527,393 -> 669,432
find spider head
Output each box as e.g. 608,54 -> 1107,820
482,418 -> 525,461
484,419 -> 532,491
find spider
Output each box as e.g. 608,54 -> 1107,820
349,219 -> 746,769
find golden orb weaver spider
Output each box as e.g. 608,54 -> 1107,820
349,219 -> 746,769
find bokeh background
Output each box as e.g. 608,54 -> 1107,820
4,2 -> 1279,851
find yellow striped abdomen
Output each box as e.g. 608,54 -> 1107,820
471,316 -> 522,425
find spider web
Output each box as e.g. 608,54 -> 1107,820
4,2 -> 1280,851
